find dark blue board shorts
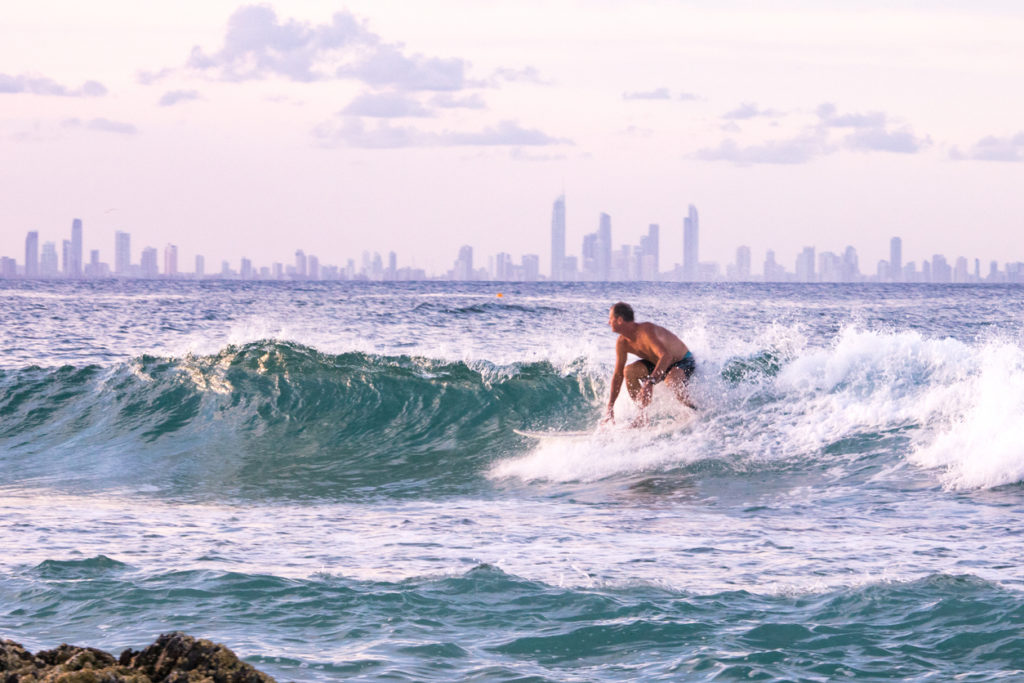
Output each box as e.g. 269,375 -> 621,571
640,351 -> 695,384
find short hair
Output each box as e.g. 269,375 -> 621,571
611,302 -> 634,322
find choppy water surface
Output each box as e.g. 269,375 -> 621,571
2,280 -> 1024,681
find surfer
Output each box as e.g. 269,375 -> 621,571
603,301 -> 696,426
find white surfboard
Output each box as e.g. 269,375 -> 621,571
514,413 -> 697,441
513,429 -> 594,440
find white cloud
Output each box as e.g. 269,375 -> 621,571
0,73 -> 107,97
342,92 -> 432,118
816,102 -> 887,128
438,120 -> 570,146
723,102 -> 780,119
62,118 -> 138,135
844,126 -> 930,153
950,132 -> 1024,162
336,44 -> 467,91
158,90 -> 201,107
816,102 -> 929,153
491,66 -> 547,85
623,88 -> 672,101
315,118 -> 570,149
187,5 -> 376,82
695,130 -> 831,164
430,93 -> 486,110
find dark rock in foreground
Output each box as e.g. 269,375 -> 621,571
0,632 -> 275,682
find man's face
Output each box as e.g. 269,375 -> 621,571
608,308 -> 622,333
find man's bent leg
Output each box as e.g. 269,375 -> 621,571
624,360 -> 651,402
666,367 -> 697,410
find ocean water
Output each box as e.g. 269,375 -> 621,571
2,279 -> 1024,681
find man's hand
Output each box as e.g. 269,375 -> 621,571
602,407 -> 615,424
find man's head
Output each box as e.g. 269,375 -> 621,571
608,301 -> 634,332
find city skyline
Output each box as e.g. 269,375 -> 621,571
2,3 -> 1024,274
4,197 -> 1023,283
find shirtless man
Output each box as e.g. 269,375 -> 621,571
604,301 -> 696,426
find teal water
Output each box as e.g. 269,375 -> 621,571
2,280 -> 1024,681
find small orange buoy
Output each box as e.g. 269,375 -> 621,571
497,293 -> 503,298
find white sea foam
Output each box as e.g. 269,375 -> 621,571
910,338 -> 1024,489
493,325 -> 1024,490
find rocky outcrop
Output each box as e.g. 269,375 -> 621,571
0,632 -> 275,682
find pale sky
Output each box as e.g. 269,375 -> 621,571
2,0 -> 1023,275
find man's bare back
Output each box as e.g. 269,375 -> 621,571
604,302 -> 696,425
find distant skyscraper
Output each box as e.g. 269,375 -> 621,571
550,194 -> 566,280
115,231 -> 131,275
764,249 -> 782,281
931,254 -> 951,282
683,204 -> 699,281
240,258 -> 253,279
842,246 -> 859,282
295,250 -> 307,279
640,224 -> 659,280
522,254 -> 540,282
195,254 -> 205,277
70,218 -> 83,278
0,257 -> 16,278
735,245 -> 751,281
581,233 -> 598,280
164,244 -> 178,277
40,242 -> 59,277
24,231 -> 39,278
141,247 -> 158,278
388,251 -> 397,279
85,249 -> 102,278
62,240 -> 71,277
455,245 -> 473,280
796,246 -> 816,282
307,255 -> 320,280
597,213 -> 612,281
890,237 -> 902,282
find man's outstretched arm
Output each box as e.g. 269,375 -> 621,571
604,337 -> 628,422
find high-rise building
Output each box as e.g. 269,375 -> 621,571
796,246 -> 816,282
931,255 -> 951,282
40,242 -> 59,277
388,252 -> 397,280
890,237 -> 902,282
164,244 -> 178,277
141,247 -> 158,278
735,245 -> 751,281
295,250 -> 307,279
454,245 -> 473,280
842,246 -> 859,282
195,254 -> 205,277
550,194 -> 566,281
0,257 -> 16,278
522,254 -> 539,282
240,258 -> 253,279
24,231 -> 39,278
494,252 -> 512,280
62,240 -> 71,277
115,231 -> 131,275
307,255 -> 320,280
84,249 -> 108,278
69,218 -> 83,278
954,256 -> 969,283
683,204 -> 699,281
640,224 -> 659,280
597,213 -> 612,281
581,233 -> 598,280
764,249 -> 782,281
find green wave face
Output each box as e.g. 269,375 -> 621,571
0,341 -> 602,501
